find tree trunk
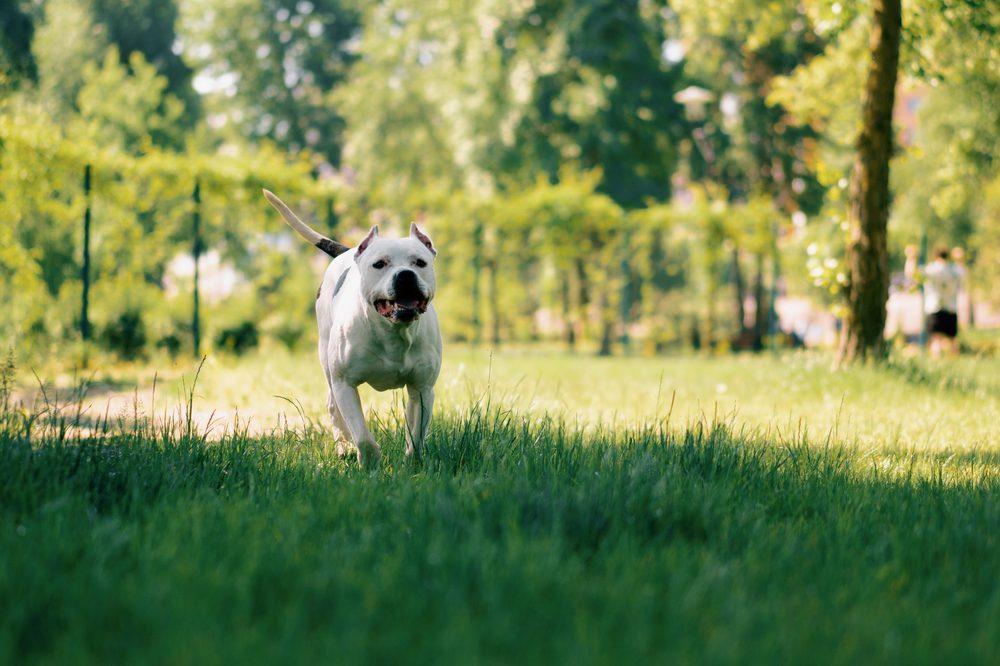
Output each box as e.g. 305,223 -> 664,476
575,257 -> 590,334
703,274 -> 717,351
597,286 -> 613,356
731,246 -> 747,333
838,0 -> 901,364
471,222 -> 483,345
562,275 -> 575,349
486,256 -> 500,346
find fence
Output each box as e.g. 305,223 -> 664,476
1,112 -> 341,358
3,114 -> 794,359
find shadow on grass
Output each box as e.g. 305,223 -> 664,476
884,354 -> 1000,398
2,395 -> 1000,664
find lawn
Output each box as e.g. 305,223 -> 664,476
3,349 -> 1000,664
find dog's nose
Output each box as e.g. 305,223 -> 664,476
392,269 -> 421,298
392,268 -> 419,289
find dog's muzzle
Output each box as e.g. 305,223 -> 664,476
374,270 -> 429,323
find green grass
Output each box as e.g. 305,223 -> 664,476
3,350 -> 1000,664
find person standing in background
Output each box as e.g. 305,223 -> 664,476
922,246 -> 965,358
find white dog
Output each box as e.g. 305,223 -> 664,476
263,190 -> 442,467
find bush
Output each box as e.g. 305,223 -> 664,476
156,333 -> 183,359
268,318 -> 307,351
100,309 -> 147,360
215,321 -> 259,355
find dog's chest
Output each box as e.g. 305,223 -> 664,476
350,346 -> 433,392
364,360 -> 411,391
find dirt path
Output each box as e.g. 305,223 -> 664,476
10,383 -> 307,439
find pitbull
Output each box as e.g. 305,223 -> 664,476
263,190 -> 441,467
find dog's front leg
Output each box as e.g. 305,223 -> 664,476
404,386 -> 435,460
331,381 -> 381,468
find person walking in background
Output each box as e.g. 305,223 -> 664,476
922,246 -> 965,358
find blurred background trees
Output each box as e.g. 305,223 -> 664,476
1,0 -> 998,362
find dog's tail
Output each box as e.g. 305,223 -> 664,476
262,189 -> 350,258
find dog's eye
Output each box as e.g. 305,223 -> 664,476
372,260 -> 387,270
414,258 -> 427,268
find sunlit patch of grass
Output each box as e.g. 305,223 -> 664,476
77,347 -> 996,452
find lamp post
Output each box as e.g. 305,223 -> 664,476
674,86 -> 721,350
674,86 -> 715,121
674,86 -> 718,178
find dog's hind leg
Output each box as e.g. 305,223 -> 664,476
320,360 -> 352,457
327,391 -> 352,457
318,326 -> 352,456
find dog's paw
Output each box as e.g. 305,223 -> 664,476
335,440 -> 351,458
404,443 -> 424,463
356,440 -> 382,470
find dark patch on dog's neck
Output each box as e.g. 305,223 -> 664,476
316,237 -> 349,258
332,270 -> 349,298
319,271 -> 350,302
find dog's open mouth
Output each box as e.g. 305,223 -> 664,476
374,298 -> 429,322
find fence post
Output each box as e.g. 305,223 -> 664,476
471,221 -> 483,346
192,179 -> 202,357
619,229 -> 631,352
81,164 -> 92,341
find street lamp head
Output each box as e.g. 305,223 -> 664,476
674,86 -> 715,120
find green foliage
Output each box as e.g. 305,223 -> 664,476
183,0 -> 362,165
674,1 -> 827,213
764,0 -> 1000,319
77,48 -> 187,150
423,169 -> 629,347
337,0 -> 686,208
970,175 -> 1000,307
99,310 -> 148,360
0,0 -> 37,85
502,0 -> 687,207
215,320 -> 260,355
0,78 -> 336,360
88,0 -> 199,122
31,0 -> 107,114
3,0 -> 999,359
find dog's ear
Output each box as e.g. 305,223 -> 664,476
410,222 -> 436,256
355,225 -> 379,259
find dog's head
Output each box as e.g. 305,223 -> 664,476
355,223 -> 437,325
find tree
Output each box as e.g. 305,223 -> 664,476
77,48 -> 187,150
338,0 -> 687,209
0,0 -> 37,85
30,0 -> 106,114
837,0 -> 900,363
672,0 -> 827,214
183,0 -> 362,166
90,0 -> 199,125
503,0 -> 686,208
763,0 -> 997,362
336,0 -> 544,205
671,1 -> 829,351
